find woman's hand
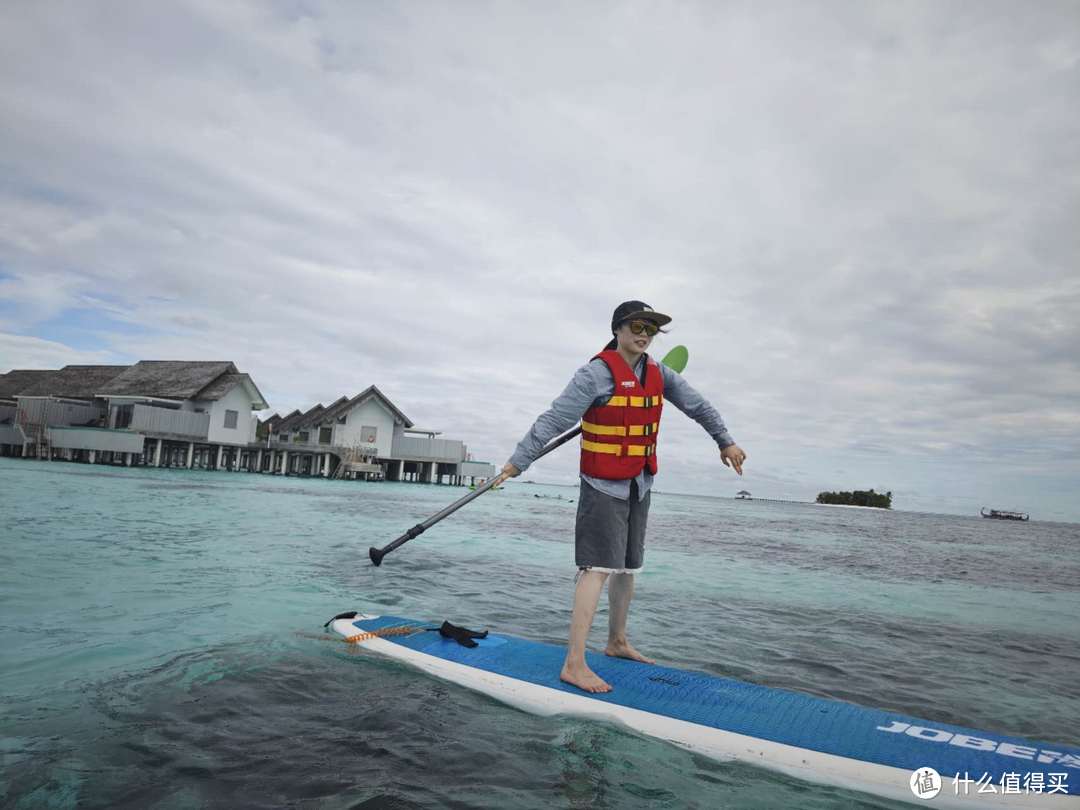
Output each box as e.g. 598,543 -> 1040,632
720,445 -> 746,475
501,462 -> 521,478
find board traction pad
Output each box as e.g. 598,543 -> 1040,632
350,615 -> 1079,790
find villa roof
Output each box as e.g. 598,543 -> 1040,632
16,365 -> 131,399
276,404 -> 322,434
195,372 -> 269,410
272,386 -> 414,435
98,360 -> 239,401
298,395 -> 349,428
297,403 -> 325,428
0,369 -> 57,400
302,385 -> 413,429
272,410 -> 301,433
355,385 -> 413,427
99,361 -> 237,400
4,361 -> 272,410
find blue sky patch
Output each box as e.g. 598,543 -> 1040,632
29,306 -> 156,352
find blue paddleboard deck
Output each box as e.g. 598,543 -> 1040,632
333,614 -> 1079,806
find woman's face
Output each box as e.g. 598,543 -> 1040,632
616,319 -> 657,354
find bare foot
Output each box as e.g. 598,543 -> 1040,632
560,661 -> 612,693
605,640 -> 655,664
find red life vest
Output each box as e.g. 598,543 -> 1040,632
580,350 -> 664,480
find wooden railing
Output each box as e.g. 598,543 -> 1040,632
129,404 -> 210,439
17,399 -> 102,428
391,435 -> 465,462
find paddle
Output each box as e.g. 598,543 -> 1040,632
368,346 -> 689,566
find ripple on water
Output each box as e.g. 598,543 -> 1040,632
1,461 -> 1077,809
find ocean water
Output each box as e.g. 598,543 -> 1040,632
1,457 -> 1078,809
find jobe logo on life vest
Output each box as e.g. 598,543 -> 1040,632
877,721 -> 1080,769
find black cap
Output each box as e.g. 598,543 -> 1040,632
611,301 -> 672,333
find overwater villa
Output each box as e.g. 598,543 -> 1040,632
0,363 -> 495,485
0,361 -> 266,468
261,385 -> 494,485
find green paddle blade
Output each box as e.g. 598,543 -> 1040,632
660,344 -> 689,373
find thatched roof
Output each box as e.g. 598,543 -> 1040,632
100,361 -> 237,399
276,405 -> 322,434
0,369 -> 57,400
353,385 -> 412,427
260,413 -> 283,430
16,365 -> 130,399
272,409 -> 301,432
297,395 -> 348,428
279,385 -> 414,433
195,372 -> 269,409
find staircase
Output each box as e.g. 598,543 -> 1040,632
16,411 -> 50,460
331,446 -> 383,481
331,449 -> 349,480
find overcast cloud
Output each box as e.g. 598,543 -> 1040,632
2,1 -> 1078,520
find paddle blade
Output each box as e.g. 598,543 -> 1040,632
660,344 -> 688,373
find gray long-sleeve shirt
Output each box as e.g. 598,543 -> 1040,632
509,355 -> 734,501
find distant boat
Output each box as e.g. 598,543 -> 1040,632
981,507 -> 1029,522
736,490 -> 752,500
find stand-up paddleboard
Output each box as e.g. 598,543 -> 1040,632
331,613 -> 1079,808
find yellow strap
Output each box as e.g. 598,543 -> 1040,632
601,393 -> 663,408
581,420 -> 658,437
581,420 -> 623,436
581,439 -> 655,457
581,438 -> 621,455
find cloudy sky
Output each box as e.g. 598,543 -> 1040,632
2,2 -> 1078,521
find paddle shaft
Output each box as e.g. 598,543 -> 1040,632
368,425 -> 581,565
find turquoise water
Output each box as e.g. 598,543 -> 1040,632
2,457 -> 1078,808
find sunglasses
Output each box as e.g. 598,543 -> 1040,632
627,320 -> 659,337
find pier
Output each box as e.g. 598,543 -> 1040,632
734,496 -> 814,505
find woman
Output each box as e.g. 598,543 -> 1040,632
502,301 -> 746,693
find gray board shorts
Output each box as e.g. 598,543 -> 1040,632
575,478 -> 651,574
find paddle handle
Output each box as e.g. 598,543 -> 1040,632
368,425 -> 582,565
